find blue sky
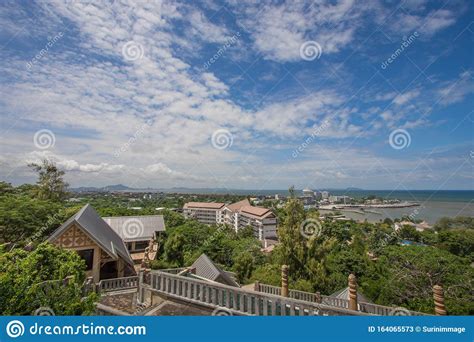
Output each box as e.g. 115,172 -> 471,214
0,0 -> 473,190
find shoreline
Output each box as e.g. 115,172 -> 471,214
319,202 -> 420,210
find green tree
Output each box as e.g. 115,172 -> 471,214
28,159 -> 69,201
0,243 -> 96,315
277,187 -> 306,275
364,246 -> 474,315
233,252 -> 255,283
164,232 -> 187,266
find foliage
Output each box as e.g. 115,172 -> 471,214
233,252 -> 255,283
0,243 -> 97,315
363,246 -> 474,315
28,159 -> 69,201
434,216 -> 474,231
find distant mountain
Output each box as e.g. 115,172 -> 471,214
71,184 -> 134,192
102,184 -> 131,191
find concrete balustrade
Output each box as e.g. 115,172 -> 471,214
98,276 -> 139,292
144,270 -> 368,316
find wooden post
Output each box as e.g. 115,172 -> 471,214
348,273 -> 358,311
281,265 -> 289,298
254,281 -> 260,292
433,285 -> 447,315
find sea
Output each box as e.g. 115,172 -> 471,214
164,189 -> 473,224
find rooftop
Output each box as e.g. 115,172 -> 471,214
48,204 -> 134,267
103,215 -> 165,242
183,202 -> 225,209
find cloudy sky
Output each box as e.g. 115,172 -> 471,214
0,0 -> 473,190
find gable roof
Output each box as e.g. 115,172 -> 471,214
102,215 -> 165,242
225,199 -> 275,219
191,253 -> 239,287
184,202 -> 225,209
48,204 -> 134,267
225,199 -> 250,212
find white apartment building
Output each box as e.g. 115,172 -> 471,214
183,202 -> 225,225
183,199 -> 278,244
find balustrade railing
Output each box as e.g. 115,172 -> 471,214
145,271 -> 368,316
254,282 -> 427,316
99,276 -> 139,292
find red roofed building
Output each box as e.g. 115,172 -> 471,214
183,199 -> 278,244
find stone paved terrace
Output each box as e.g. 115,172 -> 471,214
98,288 -> 213,316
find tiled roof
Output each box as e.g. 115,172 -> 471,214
48,204 -> 134,267
226,199 -> 250,211
184,202 -> 225,209
240,206 -> 273,218
102,215 -> 165,242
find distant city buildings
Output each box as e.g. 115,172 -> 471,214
183,199 -> 278,244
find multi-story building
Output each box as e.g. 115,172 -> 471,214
183,202 -> 225,224
183,199 -> 278,244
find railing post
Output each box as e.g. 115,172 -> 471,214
433,285 -> 447,316
137,269 -> 144,304
254,281 -> 260,292
281,265 -> 289,298
315,291 -> 321,303
348,274 -> 358,311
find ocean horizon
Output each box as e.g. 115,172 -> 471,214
156,188 -> 474,203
